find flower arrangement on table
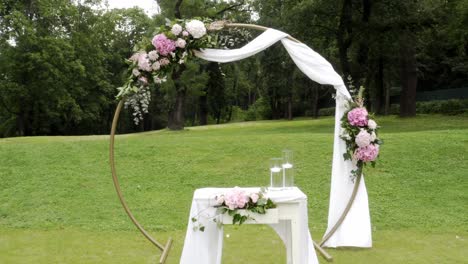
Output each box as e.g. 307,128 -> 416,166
116,19 -> 217,124
340,86 -> 382,179
192,187 -> 277,232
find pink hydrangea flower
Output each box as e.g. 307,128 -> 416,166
355,129 -> 371,147
347,107 -> 368,127
137,53 -> 152,72
224,187 -> 249,210
182,30 -> 189,37
152,34 -> 176,56
355,144 -> 379,162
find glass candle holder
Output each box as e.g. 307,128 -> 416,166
282,149 -> 294,188
269,158 -> 283,190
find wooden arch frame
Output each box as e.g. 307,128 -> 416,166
109,22 -> 362,263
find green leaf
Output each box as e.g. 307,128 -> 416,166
191,217 -> 197,222
343,153 -> 352,160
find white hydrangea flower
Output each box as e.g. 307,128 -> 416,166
171,24 -> 183,36
148,50 -> 159,61
355,129 -> 372,147
185,20 -> 206,39
368,119 -> 377,130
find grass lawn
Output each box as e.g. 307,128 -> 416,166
1,115 -> 467,263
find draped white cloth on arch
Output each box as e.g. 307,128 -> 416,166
195,29 -> 372,248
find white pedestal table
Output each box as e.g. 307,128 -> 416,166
180,187 -> 319,264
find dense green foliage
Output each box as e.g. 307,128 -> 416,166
0,115 -> 467,262
1,0 -> 467,136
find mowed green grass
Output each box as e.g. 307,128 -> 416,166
0,115 -> 467,263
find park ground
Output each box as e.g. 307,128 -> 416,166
1,115 -> 467,263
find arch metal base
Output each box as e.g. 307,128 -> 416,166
110,100 -> 172,263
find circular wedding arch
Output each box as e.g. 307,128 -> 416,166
109,22 -> 364,263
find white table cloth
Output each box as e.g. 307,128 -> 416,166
180,187 -> 319,264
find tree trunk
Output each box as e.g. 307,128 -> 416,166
287,95 -> 292,120
399,32 -> 418,117
337,0 -> 353,78
199,89 -> 208,125
168,89 -> 186,130
168,65 -> 187,130
372,55 -> 384,114
311,85 -> 319,118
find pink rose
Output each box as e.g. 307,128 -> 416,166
159,58 -> 170,66
347,107 -> 368,127
216,195 -> 225,205
175,38 -> 186,48
250,193 -> 259,203
355,129 -> 371,147
355,144 -> 379,162
138,76 -> 148,84
151,34 -> 176,56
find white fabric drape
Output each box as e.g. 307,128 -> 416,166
194,28 -> 372,249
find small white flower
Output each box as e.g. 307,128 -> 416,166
170,52 -> 176,58
148,50 -> 159,61
152,61 -> 161,71
178,59 -> 184,64
342,132 -> 352,140
171,24 -> 183,36
370,131 -> 377,142
368,119 -> 377,130
182,51 -> 188,58
132,68 -> 140,76
185,20 -> 206,39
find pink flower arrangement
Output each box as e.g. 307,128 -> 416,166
340,86 -> 382,179
152,34 -> 176,56
355,144 -> 379,162
347,107 -> 368,127
224,187 -> 249,210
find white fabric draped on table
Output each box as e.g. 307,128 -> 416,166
194,28 -> 372,248
180,187 -> 319,264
